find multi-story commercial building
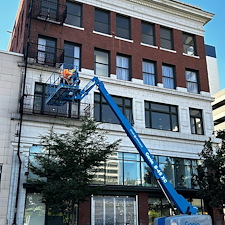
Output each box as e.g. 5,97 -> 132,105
2,0 -> 222,224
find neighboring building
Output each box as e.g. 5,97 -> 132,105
205,44 -> 220,95
212,89 -> 225,131
2,0 -> 222,224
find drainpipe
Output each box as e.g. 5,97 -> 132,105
12,0 -> 33,224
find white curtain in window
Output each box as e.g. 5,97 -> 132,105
162,65 -> 174,89
186,71 -> 198,93
38,38 -> 46,64
143,61 -> 155,85
116,56 -> 129,81
73,46 -> 80,69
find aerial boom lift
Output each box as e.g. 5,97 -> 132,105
46,70 -> 212,225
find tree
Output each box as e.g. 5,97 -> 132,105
197,130 -> 225,212
29,117 -> 121,225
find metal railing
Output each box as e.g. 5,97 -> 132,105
22,94 -> 90,119
27,42 -> 64,67
31,0 -> 67,24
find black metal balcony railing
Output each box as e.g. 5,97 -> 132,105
31,0 -> 67,24
22,95 -> 91,119
27,42 -> 64,67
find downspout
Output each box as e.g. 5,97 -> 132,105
12,0 -> 33,224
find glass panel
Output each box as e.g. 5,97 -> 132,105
105,197 -> 114,224
116,197 -> 125,224
95,9 -> 109,34
65,2 -> 81,27
171,115 -> 179,131
126,198 -> 135,225
105,158 -> 120,185
116,15 -> 130,39
159,157 -> 175,186
142,22 -> 154,45
24,193 -> 46,225
124,153 -> 139,161
94,197 -> 104,224
102,104 -> 119,124
141,162 -> 158,187
124,160 -> 140,185
148,198 -> 162,225
151,112 -> 170,130
151,103 -> 169,112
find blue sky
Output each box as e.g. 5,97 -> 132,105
0,0 -> 224,90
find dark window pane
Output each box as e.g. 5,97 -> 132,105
95,9 -> 110,34
65,1 -> 82,27
141,22 -> 154,45
160,27 -> 173,50
116,15 -> 130,39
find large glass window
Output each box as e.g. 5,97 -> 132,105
160,27 -> 173,50
65,1 -> 82,27
116,55 -> 131,81
94,93 -> 133,124
142,60 -> 156,86
141,21 -> 155,46
186,70 -> 199,93
92,195 -> 137,225
145,101 -> 179,131
190,108 -> 204,135
64,42 -> 81,69
38,36 -> 56,65
94,8 -> 110,34
116,14 -> 131,39
162,64 -> 175,89
183,33 -> 196,56
94,49 -> 109,77
93,152 -> 201,190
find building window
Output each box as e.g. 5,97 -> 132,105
92,195 -> 137,225
94,8 -> 110,34
183,33 -> 196,56
94,49 -> 109,77
0,164 -> 2,183
141,21 -> 155,46
190,108 -> 204,135
160,27 -> 173,50
162,65 -> 175,89
65,1 -> 82,27
145,101 -> 179,131
38,37 -> 56,65
64,42 -> 81,69
33,83 -> 80,118
24,192 -> 78,225
186,70 -> 199,93
40,0 -> 58,21
116,55 -> 131,81
94,93 -> 133,124
142,60 -> 156,86
116,14 -> 130,39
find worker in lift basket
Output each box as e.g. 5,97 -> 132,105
61,69 -> 73,84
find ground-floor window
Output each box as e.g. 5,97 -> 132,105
24,192 -> 78,225
92,195 -> 137,225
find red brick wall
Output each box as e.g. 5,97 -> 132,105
10,0 -> 210,92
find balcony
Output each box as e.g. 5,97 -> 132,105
22,94 -> 90,119
31,0 -> 67,25
27,42 -> 64,67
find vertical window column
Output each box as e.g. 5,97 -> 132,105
160,27 -> 173,50
186,70 -> 199,93
142,60 -> 156,86
94,9 -> 110,34
116,14 -> 131,40
162,65 -> 175,89
190,108 -> 204,135
94,49 -> 109,77
65,1 -> 82,27
64,42 -> 81,69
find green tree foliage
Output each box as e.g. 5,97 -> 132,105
29,117 -> 121,225
197,130 -> 225,210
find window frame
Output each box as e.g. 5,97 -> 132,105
141,21 -> 155,46
94,8 -> 110,34
116,54 -> 131,81
183,32 -> 196,56
94,93 -> 133,124
142,60 -> 156,86
162,64 -> 175,89
65,1 -> 82,27
64,41 -> 81,70
186,69 -> 199,94
116,14 -> 131,40
160,26 -> 173,50
189,108 -> 204,135
94,49 -> 110,77
145,101 -> 179,132
37,36 -> 57,66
